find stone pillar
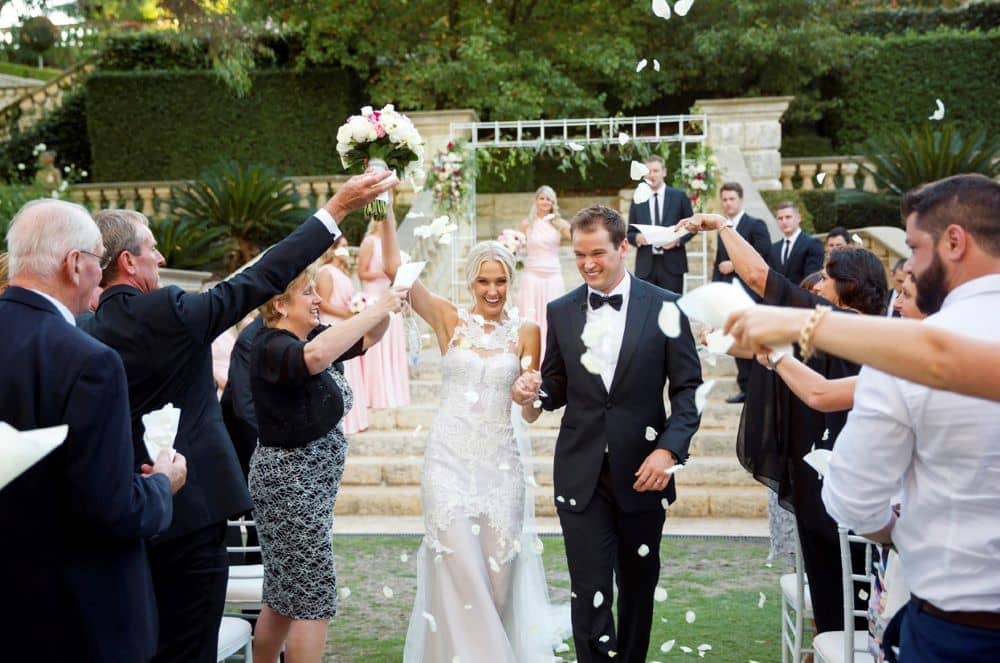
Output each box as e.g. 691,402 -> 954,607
695,97 -> 793,191
407,109 -> 479,167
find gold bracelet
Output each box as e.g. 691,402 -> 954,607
799,304 -> 832,362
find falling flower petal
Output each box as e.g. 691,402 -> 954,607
645,426 -> 658,441
556,495 -> 566,503
929,98 -> 945,121
705,329 -> 734,355
568,141 -> 585,152
382,585 -> 394,598
521,355 -> 533,369
638,544 -> 651,557
438,233 -> 453,245
758,591 -> 766,608
571,591 -> 578,598
661,498 -> 669,510
852,233 -> 864,245
401,552 -> 409,563
569,498 -> 577,506
618,131 -> 631,146
633,181 -> 653,204
533,399 -> 542,408
636,59 -> 648,73
471,523 -> 481,536
422,611 -> 438,632
822,428 -> 830,441
664,463 -> 686,475
413,424 -> 423,436
678,281 -> 755,329
859,588 -> 869,600
803,447 -> 833,479
593,591 -> 605,608
654,59 -> 661,71
599,635 -> 611,643
609,652 -> 617,658
489,556 -> 500,572
581,350 -> 607,375
464,390 -> 479,404
661,639 -> 676,653
630,160 -> 650,181
533,537 -> 545,554
581,317 -> 611,348
695,379 -> 716,414
652,0 -> 671,19
434,554 -> 443,565
674,0 -> 694,16
658,301 -> 682,338
685,610 -> 696,623
654,586 -> 668,602
816,171 -> 827,186
339,586 -> 351,599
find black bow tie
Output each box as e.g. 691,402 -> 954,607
589,292 -> 623,311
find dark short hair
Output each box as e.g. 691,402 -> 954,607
901,174 -> 1000,257
825,247 -> 889,315
720,182 -> 744,198
571,205 -> 627,246
774,200 -> 799,214
799,270 -> 823,291
892,257 -> 908,272
826,226 -> 850,244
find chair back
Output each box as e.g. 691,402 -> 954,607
838,525 -> 876,662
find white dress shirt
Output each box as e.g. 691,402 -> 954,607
28,288 -> 75,325
886,290 -> 898,317
780,228 -> 802,264
822,274 -> 1000,612
313,208 -> 343,238
586,272 -> 631,392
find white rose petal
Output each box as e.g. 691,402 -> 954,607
581,350 -> 606,375
593,590 -> 604,608
803,447 -> 833,479
695,379 -> 716,414
489,556 -> 500,573
569,498 -> 577,506
658,301 -> 682,338
633,181 -> 653,204
382,585 -> 394,598
698,644 -> 712,652
680,645 -> 693,653
609,651 -> 617,658
339,586 -> 351,599
652,0 -> 671,19
630,160 -> 650,181
654,586 -> 668,602
533,537 -> 544,554
929,98 -> 945,121
661,498 -> 669,510
638,544 -> 650,557
533,399 -> 542,408
645,426 -> 658,441
599,635 -> 610,643
674,0 -> 694,17
568,141 -> 585,151
660,639 -> 676,653
685,610 -> 696,623
636,59 -> 648,73
471,523 -> 481,536
581,317 -> 611,348
422,611 -> 438,632
852,233 -> 864,245
521,355 -> 533,370
400,552 -> 409,562
653,59 -> 661,71
816,171 -> 827,186
618,131 -> 631,146
556,495 -> 566,503
758,591 -> 766,608
859,588 -> 869,600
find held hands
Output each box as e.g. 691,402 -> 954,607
724,306 -> 810,354
634,448 -> 676,492
141,448 -> 188,495
680,213 -> 727,234
324,169 -> 398,221
511,370 -> 541,406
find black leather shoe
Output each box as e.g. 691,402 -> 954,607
725,392 -> 746,404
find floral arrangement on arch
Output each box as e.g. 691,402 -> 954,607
497,228 -> 526,270
428,139 -> 475,218
336,104 -> 425,219
673,145 -> 718,212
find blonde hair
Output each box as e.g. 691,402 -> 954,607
464,240 -> 516,290
0,252 -> 9,291
529,185 -> 559,222
258,264 -> 318,326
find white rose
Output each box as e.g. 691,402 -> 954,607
349,117 -> 371,143
361,106 -> 374,117
337,124 -> 353,143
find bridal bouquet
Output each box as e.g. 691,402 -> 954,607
497,228 -> 527,269
349,293 -> 370,314
336,104 -> 426,220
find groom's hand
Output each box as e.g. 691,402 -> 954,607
634,449 -> 677,492
511,371 -> 541,406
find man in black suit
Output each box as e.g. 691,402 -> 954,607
626,155 -> 695,294
0,200 -> 187,661
712,182 -> 772,403
79,171 -> 395,663
513,205 -> 703,663
767,201 -> 825,287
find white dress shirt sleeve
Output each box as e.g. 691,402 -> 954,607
822,365 -> 913,534
313,208 -> 342,239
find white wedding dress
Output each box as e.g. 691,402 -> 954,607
403,309 -> 568,662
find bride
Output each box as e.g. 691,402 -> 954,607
379,205 -> 568,661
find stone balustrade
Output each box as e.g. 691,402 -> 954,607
780,156 -> 878,191
0,57 -> 98,143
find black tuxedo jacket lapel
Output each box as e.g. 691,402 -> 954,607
570,287 -> 609,397
609,278 -> 650,394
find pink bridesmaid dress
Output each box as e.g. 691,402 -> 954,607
517,218 -> 565,358
317,263 -> 370,435
359,237 -> 411,409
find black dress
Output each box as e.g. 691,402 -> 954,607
736,270 -> 867,633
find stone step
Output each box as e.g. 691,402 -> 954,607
341,454 -> 755,488
346,428 -> 737,458
334,484 -> 767,519
364,400 -> 743,432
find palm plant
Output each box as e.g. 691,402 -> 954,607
150,215 -> 232,273
170,160 -> 310,268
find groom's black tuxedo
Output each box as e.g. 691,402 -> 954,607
540,274 -> 702,663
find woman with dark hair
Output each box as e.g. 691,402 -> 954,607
683,212 -> 888,636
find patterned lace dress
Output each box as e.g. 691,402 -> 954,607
403,309 -> 566,662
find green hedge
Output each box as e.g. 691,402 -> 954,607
848,4 -> 1000,36
760,189 -> 901,235
85,68 -> 363,181
98,30 -> 307,71
0,91 -> 91,183
831,30 -> 1000,149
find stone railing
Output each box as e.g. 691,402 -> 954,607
780,156 -> 878,192
0,83 -> 42,111
0,56 -> 98,142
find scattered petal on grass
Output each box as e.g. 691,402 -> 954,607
400,552 -> 409,563
660,639 -> 676,653
698,644 -> 713,652
685,610 -> 696,623
758,591 -> 766,608
680,645 -> 693,653
339,586 -> 351,599
654,586 -> 668,602
382,585 -> 394,598
593,590 -> 605,608
638,544 -> 651,557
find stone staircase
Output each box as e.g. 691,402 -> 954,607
335,225 -> 768,521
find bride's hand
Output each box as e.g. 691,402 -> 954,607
511,371 -> 541,406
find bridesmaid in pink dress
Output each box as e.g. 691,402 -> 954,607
315,237 -> 370,434
358,221 -> 411,408
517,185 -> 571,358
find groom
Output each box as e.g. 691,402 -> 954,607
513,205 -> 703,662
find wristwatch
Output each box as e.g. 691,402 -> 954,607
720,216 -> 735,230
766,350 -> 786,371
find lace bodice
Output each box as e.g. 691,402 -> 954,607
422,309 -> 526,561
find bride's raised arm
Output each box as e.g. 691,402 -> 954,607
381,203 -> 458,353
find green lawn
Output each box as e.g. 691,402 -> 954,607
0,61 -> 63,81
321,535 -> 786,662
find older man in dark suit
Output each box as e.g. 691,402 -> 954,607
79,171 -> 395,662
0,200 -> 186,662
626,155 -> 695,294
767,201 -> 825,286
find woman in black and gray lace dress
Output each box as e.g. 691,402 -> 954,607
248,265 -> 408,663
